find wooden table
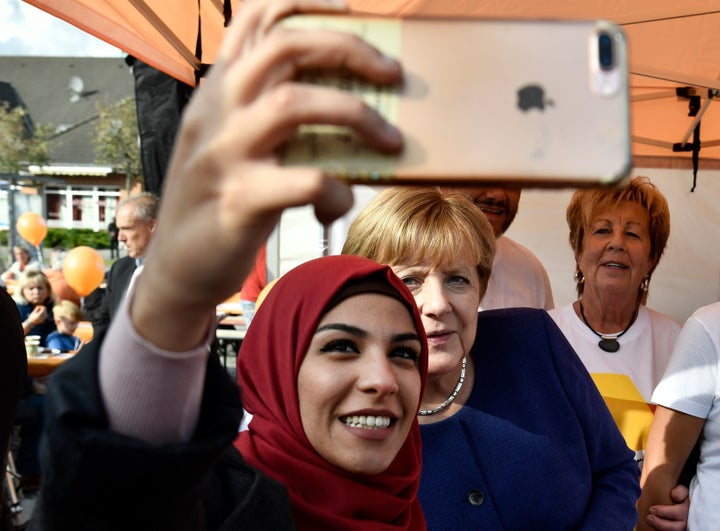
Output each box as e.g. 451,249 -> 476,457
27,351 -> 76,378
26,321 -> 92,378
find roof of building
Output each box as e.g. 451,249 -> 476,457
0,56 -> 134,168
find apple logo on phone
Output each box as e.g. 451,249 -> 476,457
517,84 -> 554,111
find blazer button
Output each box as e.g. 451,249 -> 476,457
467,489 -> 485,506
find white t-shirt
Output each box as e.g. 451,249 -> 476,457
549,303 -> 680,459
652,301 -> 720,530
479,235 -> 554,311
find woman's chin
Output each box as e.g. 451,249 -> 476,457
427,349 -> 465,378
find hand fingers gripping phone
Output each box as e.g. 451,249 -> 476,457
279,15 -> 630,188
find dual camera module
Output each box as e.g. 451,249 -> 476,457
590,27 -> 623,97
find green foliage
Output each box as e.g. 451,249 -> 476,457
1,228 -> 110,250
94,98 -> 142,182
44,228 -> 112,250
0,101 -> 52,173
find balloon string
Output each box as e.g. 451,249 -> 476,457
36,244 -> 44,268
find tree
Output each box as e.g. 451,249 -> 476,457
0,101 -> 52,173
94,97 -> 142,193
0,101 -> 53,254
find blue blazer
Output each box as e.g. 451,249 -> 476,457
419,308 -> 639,530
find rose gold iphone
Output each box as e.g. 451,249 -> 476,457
279,15 -> 630,188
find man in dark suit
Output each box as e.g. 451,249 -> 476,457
92,193 -> 159,337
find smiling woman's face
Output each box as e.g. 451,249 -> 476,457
298,293 -> 422,475
578,201 -> 653,300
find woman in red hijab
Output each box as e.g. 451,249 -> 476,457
236,255 -> 428,530
30,0 -> 425,526
35,256 -> 427,530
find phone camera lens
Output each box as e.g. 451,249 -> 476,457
598,33 -> 614,70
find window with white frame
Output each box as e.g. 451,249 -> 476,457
45,185 -> 121,231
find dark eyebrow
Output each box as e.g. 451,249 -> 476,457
315,324 -> 421,344
394,333 -> 422,344
315,323 -> 367,337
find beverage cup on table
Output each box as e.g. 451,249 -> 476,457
25,335 -> 41,357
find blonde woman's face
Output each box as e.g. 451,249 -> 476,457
391,254 -> 480,379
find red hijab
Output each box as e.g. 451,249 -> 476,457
234,255 -> 427,530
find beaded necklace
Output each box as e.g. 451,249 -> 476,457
418,356 -> 467,416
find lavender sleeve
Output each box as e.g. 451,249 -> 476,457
98,278 -> 212,444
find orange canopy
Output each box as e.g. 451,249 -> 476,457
23,0 -> 233,86
23,0 -> 720,164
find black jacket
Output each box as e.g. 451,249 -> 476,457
92,257 -> 136,337
31,332 -> 294,531
1,288 -> 27,527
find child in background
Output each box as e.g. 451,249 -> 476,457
46,300 -> 84,351
14,270 -> 56,345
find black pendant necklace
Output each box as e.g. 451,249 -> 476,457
579,302 -> 638,353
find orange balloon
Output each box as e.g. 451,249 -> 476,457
16,212 -> 48,246
62,246 -> 106,297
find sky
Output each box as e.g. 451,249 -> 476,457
0,0 -> 124,57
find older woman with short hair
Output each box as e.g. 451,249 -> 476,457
566,175 -> 671,307
549,176 -> 679,453
549,175 -> 688,526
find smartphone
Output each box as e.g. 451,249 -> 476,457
279,15 -> 630,188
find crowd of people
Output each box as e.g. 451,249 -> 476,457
3,0 -> 719,529
342,187 -> 639,528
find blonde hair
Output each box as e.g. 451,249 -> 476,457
342,187 -> 496,300
566,176 -> 671,303
53,300 -> 84,321
14,270 -> 52,305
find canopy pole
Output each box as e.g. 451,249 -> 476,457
691,121 -> 700,192
678,91 -> 716,147
130,0 -> 201,70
